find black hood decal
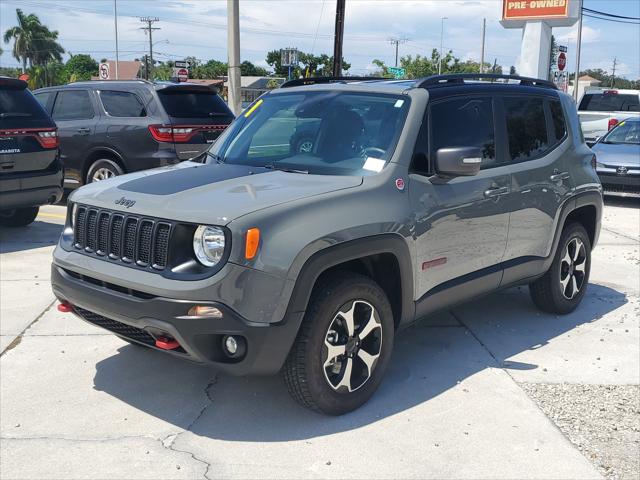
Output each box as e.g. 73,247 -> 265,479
118,163 -> 267,195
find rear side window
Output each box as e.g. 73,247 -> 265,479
549,99 -> 567,141
579,93 -> 639,112
52,90 -> 94,120
158,90 -> 232,119
100,91 -> 146,117
33,91 -> 54,111
504,97 -> 549,163
0,88 -> 50,128
430,97 -> 496,169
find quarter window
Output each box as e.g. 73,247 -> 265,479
100,91 -> 146,117
504,97 -> 549,163
549,99 -> 567,141
52,90 -> 94,120
430,97 -> 496,170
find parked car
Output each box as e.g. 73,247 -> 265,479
34,80 -> 233,188
0,77 -> 63,227
592,117 -> 640,196
578,88 -> 640,145
52,74 -> 602,415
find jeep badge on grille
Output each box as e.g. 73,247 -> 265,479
115,197 -> 136,208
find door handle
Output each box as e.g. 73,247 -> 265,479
550,171 -> 570,182
77,128 -> 91,135
484,186 -> 509,198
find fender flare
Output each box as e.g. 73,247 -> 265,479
284,233 -> 415,326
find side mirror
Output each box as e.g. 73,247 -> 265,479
435,147 -> 483,177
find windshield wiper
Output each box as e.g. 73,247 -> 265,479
263,163 -> 308,174
207,152 -> 225,164
0,112 -> 32,118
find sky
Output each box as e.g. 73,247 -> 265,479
0,0 -> 638,79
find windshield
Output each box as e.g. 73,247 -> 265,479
208,90 -> 410,175
603,120 -> 640,145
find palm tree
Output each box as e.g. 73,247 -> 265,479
3,9 -> 64,74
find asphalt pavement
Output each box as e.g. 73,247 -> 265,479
0,199 -> 638,479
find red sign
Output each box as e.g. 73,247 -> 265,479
177,68 -> 188,82
503,0 -> 569,20
18,73 -> 30,81
557,52 -> 567,71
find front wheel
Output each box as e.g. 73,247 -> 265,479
529,223 -> 591,314
0,207 -> 39,227
283,273 -> 394,415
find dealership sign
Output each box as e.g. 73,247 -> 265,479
503,1 -> 569,21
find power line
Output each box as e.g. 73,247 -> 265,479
582,7 -> 640,21
139,16 -> 160,80
388,37 -> 408,67
582,13 -> 640,25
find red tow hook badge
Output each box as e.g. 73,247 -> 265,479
155,336 -> 180,350
57,302 -> 73,313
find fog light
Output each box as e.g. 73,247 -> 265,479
187,305 -> 223,318
222,335 -> 246,358
225,336 -> 238,355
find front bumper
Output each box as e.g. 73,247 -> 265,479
596,170 -> 640,196
51,264 -> 303,375
0,168 -> 63,210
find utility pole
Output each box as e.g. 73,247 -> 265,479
438,17 -> 448,75
114,0 -> 119,79
479,18 -> 486,74
332,0 -> 346,77
389,37 -> 407,67
573,0 -> 583,102
227,0 -> 241,115
610,57 -> 617,88
140,17 -> 160,80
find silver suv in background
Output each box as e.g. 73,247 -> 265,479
578,88 -> 640,145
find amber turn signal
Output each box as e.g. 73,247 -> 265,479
245,228 -> 260,260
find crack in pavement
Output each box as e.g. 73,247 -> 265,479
601,227 -> 640,243
160,375 -> 218,480
0,300 -> 56,357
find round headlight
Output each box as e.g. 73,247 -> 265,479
193,225 -> 226,267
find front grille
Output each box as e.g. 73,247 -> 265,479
74,306 -> 156,346
73,205 -> 172,270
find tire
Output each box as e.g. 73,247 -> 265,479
0,207 -> 39,227
529,223 -> 591,314
86,159 -> 124,184
283,273 -> 394,415
294,136 -> 314,154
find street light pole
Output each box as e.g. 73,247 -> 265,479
114,0 -> 119,79
438,17 -> 448,75
227,0 -> 241,115
480,18 -> 486,74
332,0 -> 346,77
573,0 -> 583,102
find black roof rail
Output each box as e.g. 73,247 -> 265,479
280,76 -> 390,88
416,73 -> 557,90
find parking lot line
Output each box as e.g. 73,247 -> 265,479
37,213 -> 66,220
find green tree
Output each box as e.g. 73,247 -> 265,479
64,54 -> 97,82
266,49 -> 350,78
548,34 -> 558,80
192,59 -> 227,79
510,65 -> 517,75
240,60 -> 268,76
3,9 -> 64,73
153,61 -> 173,81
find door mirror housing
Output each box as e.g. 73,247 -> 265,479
435,147 -> 483,177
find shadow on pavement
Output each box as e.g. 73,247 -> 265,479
0,219 -> 63,254
92,283 -> 627,441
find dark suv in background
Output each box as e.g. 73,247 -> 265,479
34,80 -> 233,187
0,77 -> 63,226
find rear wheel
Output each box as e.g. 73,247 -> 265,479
283,273 -> 394,415
86,159 -> 123,184
0,207 -> 39,227
529,223 -> 591,314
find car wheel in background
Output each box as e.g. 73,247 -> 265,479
529,223 -> 591,314
86,159 -> 124,184
283,273 -> 394,415
0,207 -> 39,227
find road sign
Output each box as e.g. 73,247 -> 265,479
280,48 -> 299,67
174,67 -> 189,82
174,60 -> 190,69
557,52 -> 567,71
559,45 -> 568,53
387,66 -> 406,79
99,63 -> 110,80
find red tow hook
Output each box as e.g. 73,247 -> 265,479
155,336 -> 180,350
57,302 -> 73,313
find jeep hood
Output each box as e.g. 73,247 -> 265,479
68,162 -> 363,224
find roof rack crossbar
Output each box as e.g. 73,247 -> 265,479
280,76 -> 390,88
416,74 -> 557,90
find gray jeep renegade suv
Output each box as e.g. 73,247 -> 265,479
51,74 -> 603,415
